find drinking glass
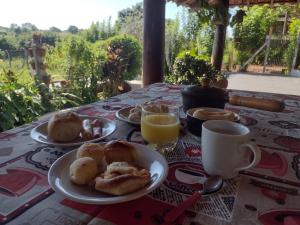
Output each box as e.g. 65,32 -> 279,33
141,104 -> 180,154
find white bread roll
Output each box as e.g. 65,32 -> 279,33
48,112 -> 82,142
69,157 -> 98,185
77,143 -> 105,166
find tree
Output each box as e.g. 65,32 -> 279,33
84,22 -> 100,42
115,3 -> 143,43
165,17 -> 185,75
21,23 -> 38,32
49,26 -> 61,32
42,31 -> 59,46
67,25 -> 79,34
82,19 -> 115,43
233,6 -> 280,65
10,24 -> 21,35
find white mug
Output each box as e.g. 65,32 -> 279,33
201,120 -> 261,179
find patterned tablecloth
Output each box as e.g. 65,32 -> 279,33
0,83 -> 300,225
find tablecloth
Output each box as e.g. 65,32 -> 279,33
0,83 -> 300,225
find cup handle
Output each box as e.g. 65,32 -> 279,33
234,142 -> 261,173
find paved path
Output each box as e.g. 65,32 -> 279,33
128,73 -> 300,96
228,73 -> 300,96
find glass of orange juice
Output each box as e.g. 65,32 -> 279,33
141,104 -> 180,154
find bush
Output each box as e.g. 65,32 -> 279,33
0,69 -> 44,131
46,36 -> 107,103
94,34 -> 142,98
166,51 -> 218,85
102,34 -> 142,81
285,18 -> 300,71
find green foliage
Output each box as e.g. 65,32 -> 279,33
47,36 -> 107,103
165,17 -> 185,75
166,51 -> 217,85
0,69 -> 44,131
196,23 -> 214,57
67,25 -> 79,34
82,19 -> 115,43
41,31 -> 59,46
285,18 -> 300,70
233,6 -> 280,65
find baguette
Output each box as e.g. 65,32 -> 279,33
229,95 -> 284,112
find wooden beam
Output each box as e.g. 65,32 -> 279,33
142,0 -> 166,86
211,0 -> 229,71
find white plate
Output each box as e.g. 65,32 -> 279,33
48,142 -> 169,204
31,116 -> 116,147
115,106 -> 140,125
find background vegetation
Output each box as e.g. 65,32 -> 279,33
1,3 -> 300,131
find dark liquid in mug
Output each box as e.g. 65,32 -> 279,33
212,128 -> 241,135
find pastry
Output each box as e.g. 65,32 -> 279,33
128,106 -> 142,122
69,157 -> 98,185
48,111 -> 82,142
106,162 -> 138,175
76,143 -> 105,166
104,141 -> 137,164
94,169 -> 150,195
193,109 -> 235,121
128,111 -> 141,122
143,104 -> 169,113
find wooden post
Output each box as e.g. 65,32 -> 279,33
282,12 -> 288,35
211,0 -> 229,71
263,35 -> 271,73
142,0 -> 166,86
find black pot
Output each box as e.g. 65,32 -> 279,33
181,85 -> 228,112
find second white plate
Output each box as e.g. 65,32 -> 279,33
31,116 -> 116,147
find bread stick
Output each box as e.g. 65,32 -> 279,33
229,95 -> 284,112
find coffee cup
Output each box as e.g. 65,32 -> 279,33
201,120 -> 261,179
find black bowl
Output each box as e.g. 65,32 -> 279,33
181,85 -> 228,112
186,108 -> 206,137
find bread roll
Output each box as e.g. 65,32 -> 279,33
229,95 -> 284,112
104,141 -> 137,164
94,169 -> 150,195
69,157 -> 98,185
48,112 -> 82,142
76,143 -> 105,166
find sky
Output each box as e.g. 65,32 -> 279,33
0,0 -> 182,30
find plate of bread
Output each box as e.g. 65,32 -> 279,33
48,141 -> 168,204
116,106 -> 141,125
116,104 -> 172,125
31,111 -> 116,147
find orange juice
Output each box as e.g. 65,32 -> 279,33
141,114 -> 180,144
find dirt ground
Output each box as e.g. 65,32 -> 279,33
128,73 -> 300,96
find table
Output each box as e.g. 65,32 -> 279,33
0,83 -> 300,225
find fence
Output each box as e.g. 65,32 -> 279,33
232,33 -> 300,75
0,49 -> 28,69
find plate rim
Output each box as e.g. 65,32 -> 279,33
48,142 -> 169,204
30,116 -> 116,147
115,106 -> 140,125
